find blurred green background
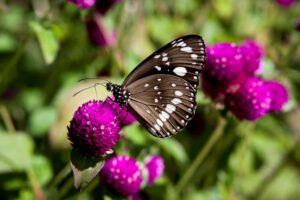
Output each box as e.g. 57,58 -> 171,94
0,0 -> 300,199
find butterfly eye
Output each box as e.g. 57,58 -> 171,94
108,35 -> 206,138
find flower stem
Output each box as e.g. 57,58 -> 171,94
0,105 -> 15,133
175,117 -> 226,194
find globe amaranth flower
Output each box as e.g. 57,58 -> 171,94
96,0 -> 122,15
100,155 -> 142,197
68,100 -> 120,157
225,77 -> 272,121
144,155 -> 164,186
106,97 -> 137,126
86,14 -> 116,47
265,80 -> 289,112
275,0 -> 296,7
240,40 -> 264,76
202,43 -> 245,100
68,0 -> 96,9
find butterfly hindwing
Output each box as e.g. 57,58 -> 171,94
122,35 -> 206,89
126,74 -> 197,138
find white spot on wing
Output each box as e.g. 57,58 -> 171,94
191,54 -> 198,59
172,83 -> 176,87
159,114 -> 166,122
154,124 -> 161,131
161,111 -> 170,119
144,83 -> 149,87
175,91 -> 183,96
172,98 -> 182,105
154,55 -> 160,59
165,104 -> 176,113
156,119 -> 163,127
180,47 -> 192,53
154,86 -> 159,90
155,66 -> 161,71
162,57 -> 168,62
173,67 -> 187,76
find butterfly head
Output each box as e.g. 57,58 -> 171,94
106,82 -> 114,92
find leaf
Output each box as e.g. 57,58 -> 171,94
29,21 -> 59,64
32,154 -> 53,186
29,107 -> 57,137
155,138 -> 188,165
0,132 -> 34,173
70,148 -> 105,190
123,124 -> 147,146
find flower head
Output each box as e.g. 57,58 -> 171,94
275,0 -> 295,7
68,100 -> 120,157
100,155 -> 142,196
240,40 -> 264,76
265,80 -> 289,112
68,0 -> 96,9
225,77 -> 271,121
202,43 -> 245,100
86,14 -> 116,47
144,155 -> 164,185
106,97 -> 136,126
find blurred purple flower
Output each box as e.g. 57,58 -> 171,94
106,97 -> 137,126
96,0 -> 122,15
68,100 -> 120,157
68,0 -> 96,9
202,43 -> 245,100
100,155 -> 142,197
240,40 -> 264,76
225,77 -> 271,121
275,0 -> 296,7
86,14 -> 116,47
265,80 -> 289,112
144,155 -> 164,185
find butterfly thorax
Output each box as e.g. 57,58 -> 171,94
106,82 -> 130,106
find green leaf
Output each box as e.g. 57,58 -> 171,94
0,33 -> 17,52
29,107 -> 57,137
32,154 -> 53,186
70,148 -> 105,190
29,21 -> 59,64
123,124 -> 147,145
155,138 -> 188,165
0,132 -> 34,173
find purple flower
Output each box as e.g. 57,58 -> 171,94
202,43 -> 244,100
144,155 -> 164,186
240,40 -> 264,76
68,0 -> 96,9
96,0 -> 122,15
67,100 -> 120,157
265,80 -> 289,112
100,155 -> 142,196
275,0 -> 295,7
225,77 -> 271,121
106,97 -> 137,126
86,14 -> 116,47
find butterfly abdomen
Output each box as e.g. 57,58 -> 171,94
106,83 -> 130,106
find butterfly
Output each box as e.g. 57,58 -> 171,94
106,35 -> 206,138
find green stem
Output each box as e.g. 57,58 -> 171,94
27,168 -> 46,200
48,163 -> 71,190
52,175 -> 74,200
0,105 -> 15,132
175,117 -> 226,194
247,149 -> 293,200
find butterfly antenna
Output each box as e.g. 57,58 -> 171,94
73,83 -> 106,97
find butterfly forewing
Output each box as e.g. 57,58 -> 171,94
126,74 -> 197,137
122,35 -> 206,89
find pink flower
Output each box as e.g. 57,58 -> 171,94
68,0 -> 96,9
225,78 -> 271,121
68,100 -> 120,157
144,155 -> 165,185
100,155 -> 142,196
